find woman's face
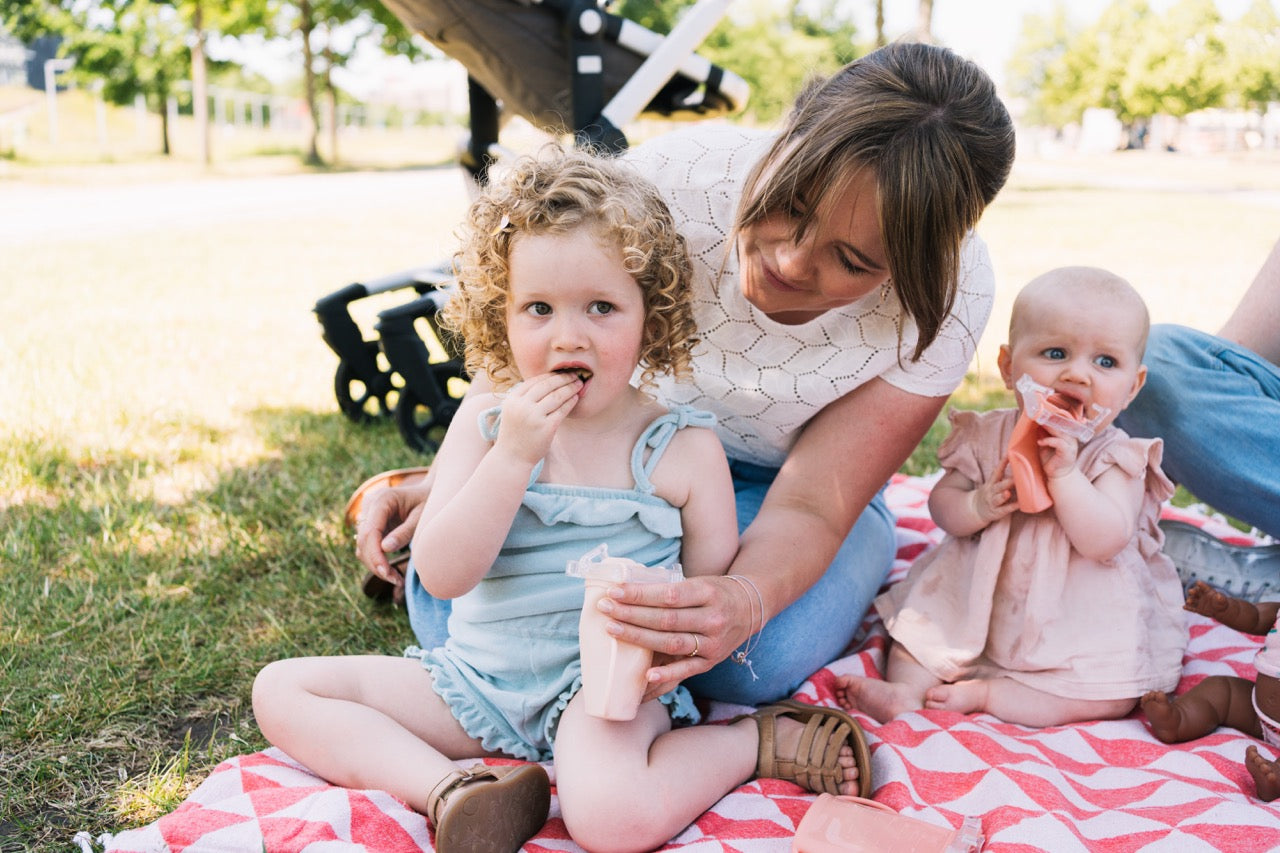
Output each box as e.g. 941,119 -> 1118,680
736,168 -> 889,325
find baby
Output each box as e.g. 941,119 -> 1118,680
839,267 -> 1187,727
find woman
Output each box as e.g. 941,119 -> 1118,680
354,41 -> 1016,706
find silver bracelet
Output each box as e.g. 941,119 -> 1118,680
726,574 -> 766,680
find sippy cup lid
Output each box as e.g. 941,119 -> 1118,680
565,544 -> 683,584
1015,374 -> 1110,443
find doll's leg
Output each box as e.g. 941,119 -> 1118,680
252,655 -> 496,812
1246,745 -> 1280,801
926,677 -> 1136,727
1140,676 -> 1263,743
836,642 -> 943,724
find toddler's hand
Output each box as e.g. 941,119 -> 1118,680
493,371 -> 583,464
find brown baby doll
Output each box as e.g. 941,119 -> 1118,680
1140,581 -> 1280,801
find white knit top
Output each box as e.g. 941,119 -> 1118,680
625,123 -> 996,468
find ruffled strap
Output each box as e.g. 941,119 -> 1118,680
630,405 -> 718,495
478,404 -> 545,486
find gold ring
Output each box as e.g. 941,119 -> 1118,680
687,633 -> 700,657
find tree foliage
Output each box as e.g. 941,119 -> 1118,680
1009,0 -> 1280,130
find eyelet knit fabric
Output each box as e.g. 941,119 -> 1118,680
625,124 -> 996,468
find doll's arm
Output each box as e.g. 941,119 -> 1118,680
1185,580 -> 1280,634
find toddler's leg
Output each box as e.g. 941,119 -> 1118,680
926,677 -> 1136,727
1140,676 -> 1262,742
553,696 -> 862,853
836,643 -> 943,723
252,655 -> 492,813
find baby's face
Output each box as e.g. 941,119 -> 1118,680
1000,289 -> 1147,432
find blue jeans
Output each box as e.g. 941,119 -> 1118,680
404,458 -> 896,706
1115,324 -> 1280,538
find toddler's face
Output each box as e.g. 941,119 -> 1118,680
999,288 -> 1147,433
505,228 -> 646,418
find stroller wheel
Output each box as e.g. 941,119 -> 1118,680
334,341 -> 398,423
394,379 -> 463,454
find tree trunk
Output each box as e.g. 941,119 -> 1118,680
299,0 -> 323,165
915,0 -> 934,43
192,0 -> 211,165
875,0 -> 886,47
324,41 -> 337,165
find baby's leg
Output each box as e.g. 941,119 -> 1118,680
926,677 -> 1136,727
1246,745 -> 1280,801
1140,676 -> 1262,743
252,655 -> 493,813
836,643 -> 943,724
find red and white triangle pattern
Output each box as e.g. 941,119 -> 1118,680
102,475 -> 1280,853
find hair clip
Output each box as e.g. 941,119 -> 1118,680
491,213 -> 511,236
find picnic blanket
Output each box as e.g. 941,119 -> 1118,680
89,474 -> 1280,853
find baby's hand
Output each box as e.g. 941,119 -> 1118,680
1038,429 -> 1080,480
971,459 -> 1019,524
493,371 -> 583,464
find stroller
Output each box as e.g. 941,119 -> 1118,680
314,0 -> 748,453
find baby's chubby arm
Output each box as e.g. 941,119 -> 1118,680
1043,430 -> 1143,560
928,459 -> 1018,538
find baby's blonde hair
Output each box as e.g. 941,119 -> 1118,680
442,146 -> 697,390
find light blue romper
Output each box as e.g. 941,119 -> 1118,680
411,404 -> 714,761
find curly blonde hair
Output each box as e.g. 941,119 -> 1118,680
442,145 -> 697,391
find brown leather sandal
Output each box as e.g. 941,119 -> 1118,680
426,763 -> 551,853
747,698 -> 873,798
343,466 -> 431,602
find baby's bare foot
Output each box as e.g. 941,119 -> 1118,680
924,680 -> 990,715
836,673 -> 923,724
1140,691 -> 1184,743
1184,581 -> 1230,619
1246,745 -> 1280,802
771,714 -> 861,796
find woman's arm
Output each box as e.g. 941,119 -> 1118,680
601,377 -> 947,684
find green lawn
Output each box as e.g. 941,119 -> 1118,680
2,124 -> 1279,849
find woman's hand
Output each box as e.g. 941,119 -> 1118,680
594,574 -> 757,701
354,482 -> 430,591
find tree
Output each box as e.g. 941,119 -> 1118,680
281,0 -> 424,166
1,0 -> 269,159
1220,0 -> 1280,114
1119,0 -> 1225,121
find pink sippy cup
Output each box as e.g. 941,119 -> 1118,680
1006,375 -> 1110,513
567,545 -> 683,721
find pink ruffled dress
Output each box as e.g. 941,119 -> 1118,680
877,408 -> 1186,701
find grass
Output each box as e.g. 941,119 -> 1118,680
2,93 -> 1280,849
